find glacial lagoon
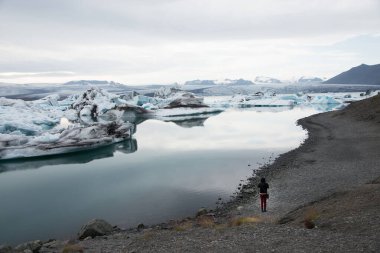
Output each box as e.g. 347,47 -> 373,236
0,107 -> 320,245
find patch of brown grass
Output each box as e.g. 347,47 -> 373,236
142,230 -> 155,239
196,215 -> 215,228
303,208 -> 319,229
229,216 -> 261,227
62,244 -> 84,253
174,221 -> 193,231
214,223 -> 228,230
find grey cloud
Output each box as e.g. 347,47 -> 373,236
1,0 -> 379,45
0,71 -> 75,78
0,0 -> 379,84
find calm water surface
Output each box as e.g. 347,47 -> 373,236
0,107 -> 319,245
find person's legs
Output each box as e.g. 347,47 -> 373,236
260,195 -> 265,212
263,196 -> 267,212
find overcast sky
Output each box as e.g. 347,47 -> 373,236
0,0 -> 379,84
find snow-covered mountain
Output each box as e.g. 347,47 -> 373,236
184,79 -> 254,86
64,80 -> 127,88
184,80 -> 216,86
254,76 -> 282,84
297,76 -> 324,83
216,79 -> 254,85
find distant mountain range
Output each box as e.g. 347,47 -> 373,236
297,76 -> 324,83
324,64 -> 380,85
184,76 -> 325,85
64,80 -> 127,88
184,80 -> 217,86
184,79 -> 254,86
254,76 -> 282,84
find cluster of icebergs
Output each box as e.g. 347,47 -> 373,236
205,91 -> 379,111
1,86 -> 378,160
0,87 -> 221,159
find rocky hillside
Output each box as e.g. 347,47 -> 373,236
324,64 -> 380,85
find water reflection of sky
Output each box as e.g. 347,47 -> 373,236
136,107 -> 315,151
0,107 -> 319,245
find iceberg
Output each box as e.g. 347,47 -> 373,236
129,87 -> 208,109
0,88 -> 143,160
124,86 -> 225,118
307,95 -> 340,104
0,121 -> 133,159
206,93 -> 294,108
69,88 -> 147,119
153,87 -> 207,108
0,97 -> 63,136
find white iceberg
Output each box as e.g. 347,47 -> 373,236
152,87 -> 207,109
0,88 -> 144,160
307,95 -> 340,104
124,86 -> 225,118
130,87 -> 207,109
207,93 -> 294,108
0,97 -> 62,136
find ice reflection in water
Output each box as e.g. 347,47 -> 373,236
0,107 -> 318,245
0,139 -> 137,172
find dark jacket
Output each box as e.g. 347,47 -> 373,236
258,182 -> 269,193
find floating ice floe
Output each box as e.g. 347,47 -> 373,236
205,92 -> 349,109
132,87 -> 206,109
205,93 -> 294,108
127,87 -> 224,117
305,95 -> 340,104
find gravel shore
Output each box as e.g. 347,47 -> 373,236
3,95 -> 380,253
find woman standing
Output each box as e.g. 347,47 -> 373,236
258,177 -> 269,212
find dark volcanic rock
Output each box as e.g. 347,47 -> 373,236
78,219 -> 114,240
137,223 -> 146,231
0,245 -> 12,253
196,208 -> 208,217
14,240 -> 42,253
